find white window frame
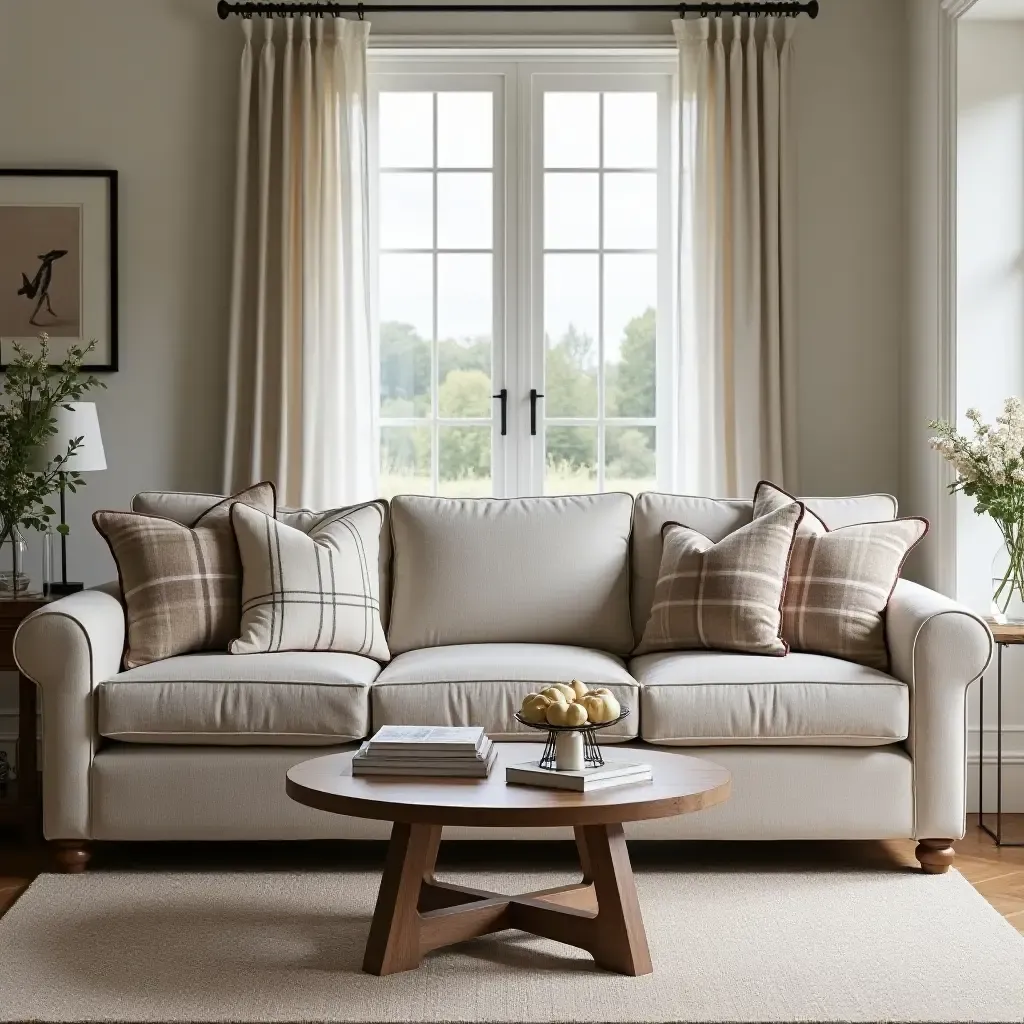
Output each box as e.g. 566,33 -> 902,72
369,51 -> 676,498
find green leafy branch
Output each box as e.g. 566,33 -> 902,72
0,334 -> 106,550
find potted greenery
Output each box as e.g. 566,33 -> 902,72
0,334 -> 104,594
930,398 -> 1024,623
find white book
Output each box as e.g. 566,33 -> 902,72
354,738 -> 492,767
367,725 -> 486,754
354,747 -> 497,778
505,760 -> 653,792
357,737 -> 492,763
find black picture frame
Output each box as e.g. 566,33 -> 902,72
0,168 -> 118,372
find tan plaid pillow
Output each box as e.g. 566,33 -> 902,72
94,482 -> 276,669
753,481 -> 928,669
230,501 -> 390,661
634,502 -> 804,656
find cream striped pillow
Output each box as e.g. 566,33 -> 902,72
753,481 -> 927,669
229,501 -> 390,661
634,502 -> 804,656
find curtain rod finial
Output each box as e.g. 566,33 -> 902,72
807,0 -> 819,17
217,0 -> 231,19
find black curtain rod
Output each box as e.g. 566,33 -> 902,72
217,1 -> 819,19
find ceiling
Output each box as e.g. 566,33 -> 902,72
964,0 -> 1024,20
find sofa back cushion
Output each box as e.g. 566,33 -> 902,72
132,490 -> 393,630
387,494 -> 635,656
630,490 -> 899,647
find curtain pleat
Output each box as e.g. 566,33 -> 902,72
672,15 -> 797,497
225,15 -> 375,508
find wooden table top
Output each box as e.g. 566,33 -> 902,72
986,619 -> 1024,645
286,744 -> 731,828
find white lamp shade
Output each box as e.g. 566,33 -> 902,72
27,402 -> 107,473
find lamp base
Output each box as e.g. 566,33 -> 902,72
46,582 -> 84,597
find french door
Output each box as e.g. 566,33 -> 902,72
370,56 -> 674,499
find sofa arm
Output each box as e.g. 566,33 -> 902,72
14,583 -> 125,840
887,579 -> 992,841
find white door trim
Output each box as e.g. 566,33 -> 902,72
904,0 -> 981,596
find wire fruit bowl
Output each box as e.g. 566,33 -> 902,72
514,707 -> 631,770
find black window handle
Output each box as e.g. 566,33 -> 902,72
530,388 -> 544,436
492,388 -> 507,436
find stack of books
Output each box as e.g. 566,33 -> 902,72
506,759 -> 652,792
352,725 -> 496,778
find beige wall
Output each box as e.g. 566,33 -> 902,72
0,0 -> 908,732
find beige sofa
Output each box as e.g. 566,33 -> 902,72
15,489 -> 992,874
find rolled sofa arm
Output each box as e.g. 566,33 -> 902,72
14,583 -> 125,840
887,579 -> 992,840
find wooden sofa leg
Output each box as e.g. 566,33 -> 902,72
915,839 -> 955,874
53,841 -> 91,874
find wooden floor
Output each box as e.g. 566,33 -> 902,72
1,816 -> 1022,930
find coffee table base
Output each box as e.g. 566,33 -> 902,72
362,821 -> 653,976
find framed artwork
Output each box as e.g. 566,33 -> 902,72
0,169 -> 118,372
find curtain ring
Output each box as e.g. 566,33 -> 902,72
699,3 -> 708,17
357,2 -> 365,19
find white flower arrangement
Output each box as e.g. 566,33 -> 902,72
930,397 -> 1024,617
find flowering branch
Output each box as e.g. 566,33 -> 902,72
930,398 -> 1024,616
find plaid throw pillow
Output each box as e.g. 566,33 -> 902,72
94,483 -> 276,669
634,502 -> 804,657
753,481 -> 928,669
230,501 -> 390,661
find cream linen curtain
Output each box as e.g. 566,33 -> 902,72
672,15 -> 798,497
224,15 -> 375,507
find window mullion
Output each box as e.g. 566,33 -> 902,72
596,90 -> 606,494
431,91 -> 440,496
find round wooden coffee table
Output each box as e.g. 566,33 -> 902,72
286,743 -> 730,977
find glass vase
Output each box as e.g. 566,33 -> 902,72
0,526 -> 31,596
991,528 -> 1024,624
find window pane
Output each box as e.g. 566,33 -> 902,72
379,92 -> 433,168
437,172 -> 492,249
545,254 -> 598,418
381,426 -> 431,498
379,254 -> 432,418
439,426 -> 492,496
380,172 -> 432,249
545,173 -> 599,249
438,254 -> 491,342
545,426 -> 597,495
603,93 -> 658,169
604,173 -> 657,249
604,254 -> 657,419
544,93 -> 599,168
605,426 -> 656,494
438,92 -> 492,168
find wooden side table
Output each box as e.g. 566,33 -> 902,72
979,620 -> 1024,847
0,596 -> 52,840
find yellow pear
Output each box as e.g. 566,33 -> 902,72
540,685 -> 571,704
520,693 -> 553,724
581,691 -> 621,724
570,678 -> 589,701
546,700 -> 588,727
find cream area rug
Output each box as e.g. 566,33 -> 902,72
0,868 -> 1022,1023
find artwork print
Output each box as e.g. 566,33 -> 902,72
0,204 -> 83,337
0,170 -> 117,372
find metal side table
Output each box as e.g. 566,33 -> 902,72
978,620 -> 1024,846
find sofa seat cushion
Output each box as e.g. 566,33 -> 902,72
98,652 -> 378,745
373,644 -> 639,741
632,651 -> 907,746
